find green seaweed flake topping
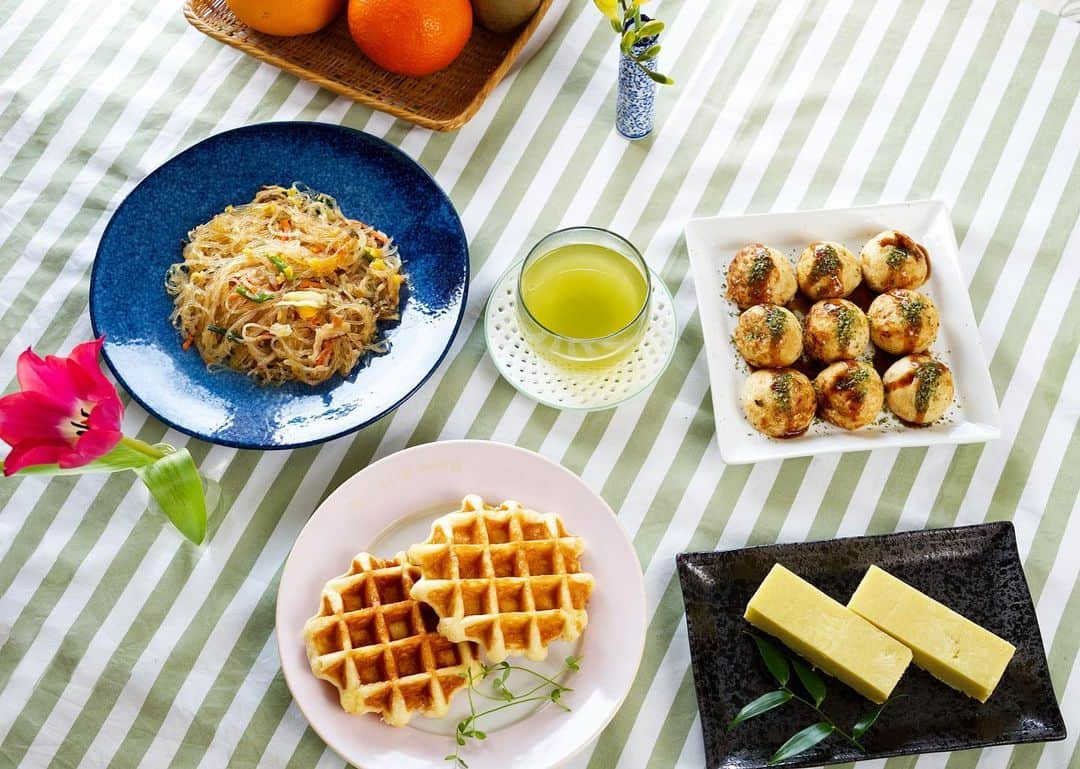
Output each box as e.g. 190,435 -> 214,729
771,371 -> 793,411
810,244 -> 840,279
764,306 -> 787,340
834,304 -> 856,348
748,249 -> 774,285
914,361 -> 942,414
885,246 -> 909,269
836,365 -> 870,397
899,295 -> 926,328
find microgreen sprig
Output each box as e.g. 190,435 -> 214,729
593,0 -> 674,85
729,634 -> 898,765
445,656 -> 581,769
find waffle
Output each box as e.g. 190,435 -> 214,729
302,552 -> 481,726
408,495 -> 595,663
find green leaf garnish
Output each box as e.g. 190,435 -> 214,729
731,634 -> 896,763
791,657 -> 826,707
853,696 -> 902,740
853,706 -> 883,740
235,285 -> 274,302
445,657 -> 579,768
207,324 -> 243,342
749,633 -> 790,686
267,253 -> 294,279
768,722 -> 834,765
727,690 -> 792,730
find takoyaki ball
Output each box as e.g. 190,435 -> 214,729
868,289 -> 939,355
796,241 -> 861,300
883,354 -> 954,425
734,304 -> 803,368
860,229 -> 930,292
726,243 -> 797,310
814,361 -> 884,430
741,369 -> 817,438
803,299 -> 870,363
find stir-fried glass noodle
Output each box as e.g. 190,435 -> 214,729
166,184 -> 404,386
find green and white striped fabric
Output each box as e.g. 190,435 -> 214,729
1,0 -> 1078,767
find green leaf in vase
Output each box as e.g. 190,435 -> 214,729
635,19 -> 664,38
727,690 -> 792,730
620,29 -> 636,53
644,69 -> 675,85
791,657 -> 827,707
634,44 -> 662,61
767,722 -> 834,765
134,447 -> 207,545
749,633 -> 790,686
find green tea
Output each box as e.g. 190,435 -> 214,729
520,243 -> 648,339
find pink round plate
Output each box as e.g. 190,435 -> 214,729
276,439 -> 646,769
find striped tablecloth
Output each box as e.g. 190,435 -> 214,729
1,0 -> 1079,767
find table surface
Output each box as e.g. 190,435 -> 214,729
1,1 -> 1078,768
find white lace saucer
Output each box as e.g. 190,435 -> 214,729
483,260 -> 678,410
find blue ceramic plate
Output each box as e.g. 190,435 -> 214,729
90,122 -> 468,450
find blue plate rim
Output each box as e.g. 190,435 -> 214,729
89,120 -> 470,451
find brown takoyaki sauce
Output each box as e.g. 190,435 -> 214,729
898,292 -> 926,338
770,371 -> 794,412
770,370 -> 813,438
913,360 -> 943,420
884,358 -> 941,425
807,242 -> 844,296
764,305 -> 787,352
745,246 -> 775,304
827,301 -> 857,348
879,231 -> 931,279
822,362 -> 871,421
883,368 -> 916,393
728,244 -> 778,307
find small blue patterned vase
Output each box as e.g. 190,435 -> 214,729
616,19 -> 659,140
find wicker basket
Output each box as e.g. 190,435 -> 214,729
183,0 -> 554,131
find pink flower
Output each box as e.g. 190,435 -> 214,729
0,337 -> 124,476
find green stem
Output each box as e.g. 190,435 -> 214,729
119,435 -> 168,461
468,695 -> 558,721
469,689 -> 512,702
783,688 -> 865,752
503,665 -> 573,691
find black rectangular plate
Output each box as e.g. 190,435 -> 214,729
676,522 -> 1066,768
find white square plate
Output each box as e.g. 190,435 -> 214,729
685,200 -> 1001,465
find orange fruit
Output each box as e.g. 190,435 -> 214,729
227,0 -> 345,36
347,0 -> 473,78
